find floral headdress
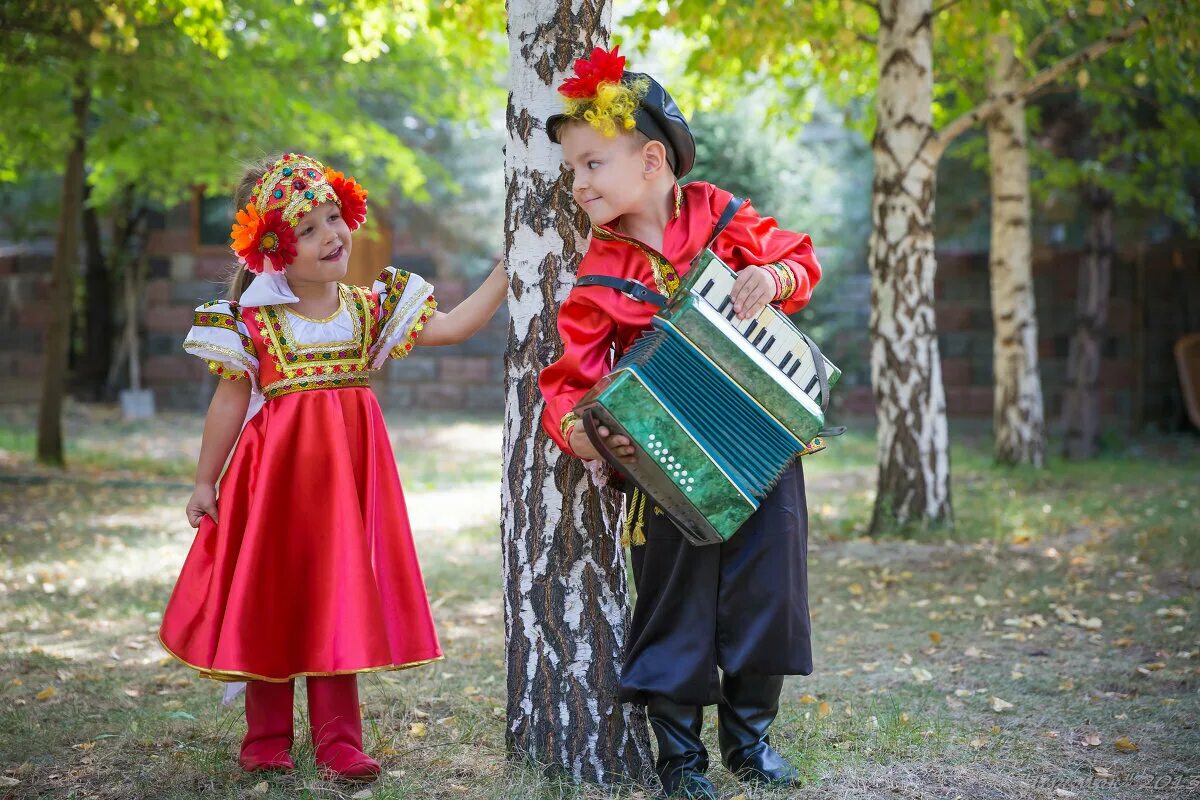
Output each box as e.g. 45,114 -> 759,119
554,45 -> 649,138
230,153 -> 367,275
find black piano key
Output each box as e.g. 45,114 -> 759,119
718,296 -> 731,313
752,328 -> 768,347
786,360 -> 802,379
804,375 -> 820,395
725,305 -> 739,322
761,335 -> 776,354
779,352 -> 793,371
744,320 -> 758,337
700,279 -> 716,298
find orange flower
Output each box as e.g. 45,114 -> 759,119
230,203 -> 296,273
324,169 -> 368,231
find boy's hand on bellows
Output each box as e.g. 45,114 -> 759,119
186,485 -> 219,527
569,423 -> 637,464
731,265 -> 777,320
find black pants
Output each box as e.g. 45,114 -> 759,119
619,462 -> 813,706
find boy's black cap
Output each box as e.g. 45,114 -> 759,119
547,71 -> 696,179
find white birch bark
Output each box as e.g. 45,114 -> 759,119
986,33 -> 1046,467
501,0 -> 651,784
868,0 -> 953,532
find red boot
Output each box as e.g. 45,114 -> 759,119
240,680 -> 296,772
307,675 -> 380,781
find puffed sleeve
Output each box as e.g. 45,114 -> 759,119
708,187 -> 822,315
368,266 -> 438,368
182,300 -> 259,388
538,291 -> 619,458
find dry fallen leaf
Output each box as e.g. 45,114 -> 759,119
969,737 -> 987,749
929,631 -> 942,645
250,781 -> 268,794
1082,734 -> 1102,747
35,687 -> 56,701
911,668 -> 933,683
1114,736 -> 1139,753
817,702 -> 831,718
1093,765 -> 1114,777
990,696 -> 1013,712
409,722 -> 427,739
848,583 -> 864,596
351,790 -> 374,800
799,694 -> 817,704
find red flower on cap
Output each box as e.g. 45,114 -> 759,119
324,169 -> 368,231
231,205 -> 297,273
557,45 -> 626,99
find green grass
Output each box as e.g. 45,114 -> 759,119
1,406 -> 1197,799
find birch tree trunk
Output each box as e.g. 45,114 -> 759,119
37,73 -> 90,466
985,33 -> 1046,467
1060,185 -> 1114,459
868,0 -> 952,533
501,0 -> 652,785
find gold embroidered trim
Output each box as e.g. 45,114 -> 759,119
261,371 -> 370,400
769,262 -> 797,300
184,339 -> 257,382
559,411 -> 582,441
388,296 -> 438,360
158,633 -> 443,683
207,360 -> 246,381
191,306 -> 256,359
256,284 -> 372,377
590,226 -> 680,298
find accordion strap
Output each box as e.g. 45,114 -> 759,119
574,275 -> 668,308
798,330 -> 832,414
706,195 -> 744,252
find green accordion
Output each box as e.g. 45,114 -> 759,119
575,252 -> 840,546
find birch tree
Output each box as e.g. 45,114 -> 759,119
629,0 -> 1158,522
502,0 -> 652,784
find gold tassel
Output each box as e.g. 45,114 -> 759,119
621,487 -> 649,547
631,490 -> 647,546
621,487 -> 638,547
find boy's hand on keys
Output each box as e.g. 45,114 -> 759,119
186,485 -> 219,527
570,423 -> 637,464
731,265 -> 777,320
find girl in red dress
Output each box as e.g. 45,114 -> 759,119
159,153 -> 507,780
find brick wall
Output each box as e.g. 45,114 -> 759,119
3,219 -> 1197,430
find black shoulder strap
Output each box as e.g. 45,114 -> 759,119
575,195 -> 742,308
575,275 -> 668,308
705,195 -> 744,252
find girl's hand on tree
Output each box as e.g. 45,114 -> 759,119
731,265 -> 778,320
186,485 -> 218,527
569,423 -> 637,464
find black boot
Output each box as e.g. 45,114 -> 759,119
717,673 -> 801,786
646,695 -> 718,800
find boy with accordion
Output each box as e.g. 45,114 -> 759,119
538,45 -> 824,799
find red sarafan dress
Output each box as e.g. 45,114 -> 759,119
160,266 -> 442,682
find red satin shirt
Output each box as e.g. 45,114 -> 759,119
538,181 -> 822,457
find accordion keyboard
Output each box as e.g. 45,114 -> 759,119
685,255 -> 839,403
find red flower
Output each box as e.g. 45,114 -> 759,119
558,45 -> 626,99
325,169 -> 368,231
231,205 -> 297,273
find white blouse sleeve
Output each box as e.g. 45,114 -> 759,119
182,300 -> 260,389
368,266 -> 438,368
